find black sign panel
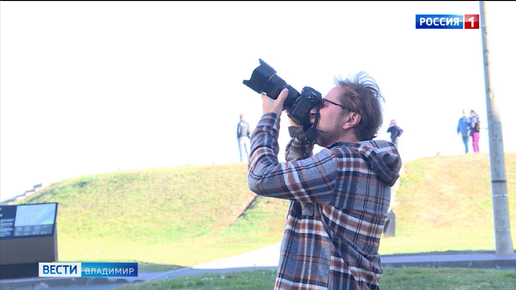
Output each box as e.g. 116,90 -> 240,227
0,203 -> 58,239
0,206 -> 16,238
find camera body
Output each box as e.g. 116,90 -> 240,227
243,59 -> 322,126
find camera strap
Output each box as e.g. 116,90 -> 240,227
288,103 -> 322,145
304,103 -> 321,145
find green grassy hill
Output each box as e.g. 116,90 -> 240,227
380,152 -> 516,254
15,153 -> 516,270
17,163 -> 289,269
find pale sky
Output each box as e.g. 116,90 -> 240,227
1,1 -> 515,202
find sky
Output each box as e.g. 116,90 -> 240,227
1,1 -> 515,202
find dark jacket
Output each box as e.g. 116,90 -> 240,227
457,117 -> 471,136
387,125 -> 403,142
237,120 -> 250,138
470,114 -> 480,133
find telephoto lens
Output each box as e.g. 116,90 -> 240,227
243,59 -> 299,109
243,59 -> 322,126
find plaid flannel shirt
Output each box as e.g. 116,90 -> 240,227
248,113 -> 402,290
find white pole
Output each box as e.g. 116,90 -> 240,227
479,1 -> 514,255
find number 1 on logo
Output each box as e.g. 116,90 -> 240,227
464,14 -> 479,29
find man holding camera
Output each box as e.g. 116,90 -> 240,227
247,72 -> 402,290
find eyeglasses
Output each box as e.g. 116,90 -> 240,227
322,98 -> 352,111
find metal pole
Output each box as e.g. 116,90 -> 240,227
479,1 -> 514,255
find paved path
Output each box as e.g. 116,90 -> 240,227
1,243 -> 515,290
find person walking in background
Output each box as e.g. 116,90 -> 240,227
237,114 -> 251,161
470,109 -> 480,153
457,110 -> 471,153
386,119 -> 403,148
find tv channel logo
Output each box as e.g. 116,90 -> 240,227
39,263 -> 81,277
39,262 -> 138,277
416,14 -> 479,29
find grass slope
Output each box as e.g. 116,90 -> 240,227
379,153 -> 516,254
16,153 -> 516,270
18,163 -> 288,269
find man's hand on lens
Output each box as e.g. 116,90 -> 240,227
262,88 -> 288,116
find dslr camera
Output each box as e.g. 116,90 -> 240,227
243,59 -> 322,126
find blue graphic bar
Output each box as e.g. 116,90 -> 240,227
416,14 -> 463,29
81,262 -> 138,277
